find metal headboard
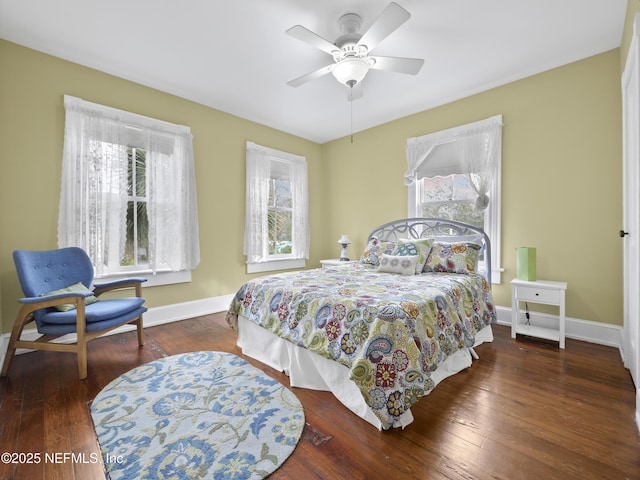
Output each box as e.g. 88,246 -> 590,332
367,217 -> 492,284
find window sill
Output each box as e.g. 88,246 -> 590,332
489,266 -> 504,285
247,258 -> 306,274
96,270 -> 192,287
477,261 -> 503,285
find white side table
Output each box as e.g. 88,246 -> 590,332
320,259 -> 356,269
511,279 -> 568,348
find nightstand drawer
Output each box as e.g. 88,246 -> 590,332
517,287 -> 560,305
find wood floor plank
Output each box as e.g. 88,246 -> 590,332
0,314 -> 638,479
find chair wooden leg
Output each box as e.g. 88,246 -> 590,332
1,308 -> 34,378
133,283 -> 145,346
77,341 -> 88,380
136,315 -> 145,346
1,344 -> 17,378
2,337 -> 19,378
76,302 -> 88,380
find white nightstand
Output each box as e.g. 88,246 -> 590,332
320,259 -> 356,269
511,279 -> 568,348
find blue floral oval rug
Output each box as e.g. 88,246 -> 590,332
90,351 -> 304,480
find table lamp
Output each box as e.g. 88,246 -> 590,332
338,234 -> 351,261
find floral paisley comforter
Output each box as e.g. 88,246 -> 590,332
226,263 -> 496,430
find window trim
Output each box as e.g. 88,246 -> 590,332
244,142 -> 309,273
99,270 -> 192,287
246,258 -> 306,274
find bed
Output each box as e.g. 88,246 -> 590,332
226,218 -> 497,430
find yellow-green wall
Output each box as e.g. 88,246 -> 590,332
322,49 -> 623,325
0,39 -> 326,332
0,23 -> 628,333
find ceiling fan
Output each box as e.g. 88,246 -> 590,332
285,2 -> 424,98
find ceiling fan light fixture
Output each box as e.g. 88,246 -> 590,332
331,57 -> 370,87
286,2 -> 422,94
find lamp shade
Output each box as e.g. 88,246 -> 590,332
516,247 -> 536,281
338,234 -> 350,245
331,58 -> 370,86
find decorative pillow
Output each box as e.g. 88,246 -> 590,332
392,238 -> 433,274
424,242 -> 481,274
40,282 -> 98,312
359,236 -> 398,266
428,234 -> 484,246
376,254 -> 419,276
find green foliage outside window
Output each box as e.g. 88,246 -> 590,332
268,178 -> 293,255
420,174 -> 484,230
421,202 -> 484,229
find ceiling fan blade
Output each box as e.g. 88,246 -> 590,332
369,56 -> 424,75
287,64 -> 334,87
347,83 -> 364,102
286,25 -> 338,56
357,2 -> 411,53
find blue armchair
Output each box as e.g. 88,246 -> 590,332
1,247 -> 147,380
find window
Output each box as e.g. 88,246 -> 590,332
268,161 -> 294,256
244,142 -> 309,273
122,147 -> 149,268
58,95 -> 200,284
405,115 -> 503,283
419,174 -> 484,229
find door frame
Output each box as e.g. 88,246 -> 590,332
622,12 -> 640,432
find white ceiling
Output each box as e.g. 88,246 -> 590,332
0,0 -> 628,144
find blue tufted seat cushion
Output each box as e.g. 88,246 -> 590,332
41,297 -> 145,325
36,298 -> 147,335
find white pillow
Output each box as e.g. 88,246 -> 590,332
376,254 -> 419,276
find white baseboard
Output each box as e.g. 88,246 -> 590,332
0,300 -> 624,370
494,305 -> 623,352
0,294 -> 235,367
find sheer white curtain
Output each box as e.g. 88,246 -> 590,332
404,114 -> 502,211
289,156 -> 310,260
460,118 -> 502,211
404,129 -> 461,186
58,97 -> 128,277
244,141 -> 309,264
59,95 -> 200,276
244,143 -> 271,263
146,128 -> 200,272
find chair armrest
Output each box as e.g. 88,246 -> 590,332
19,291 -> 93,305
17,292 -> 91,317
93,277 -> 147,297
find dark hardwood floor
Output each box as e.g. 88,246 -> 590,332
0,314 -> 638,479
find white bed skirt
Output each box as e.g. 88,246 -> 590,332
237,315 -> 493,430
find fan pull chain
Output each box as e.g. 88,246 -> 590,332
349,84 -> 354,143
